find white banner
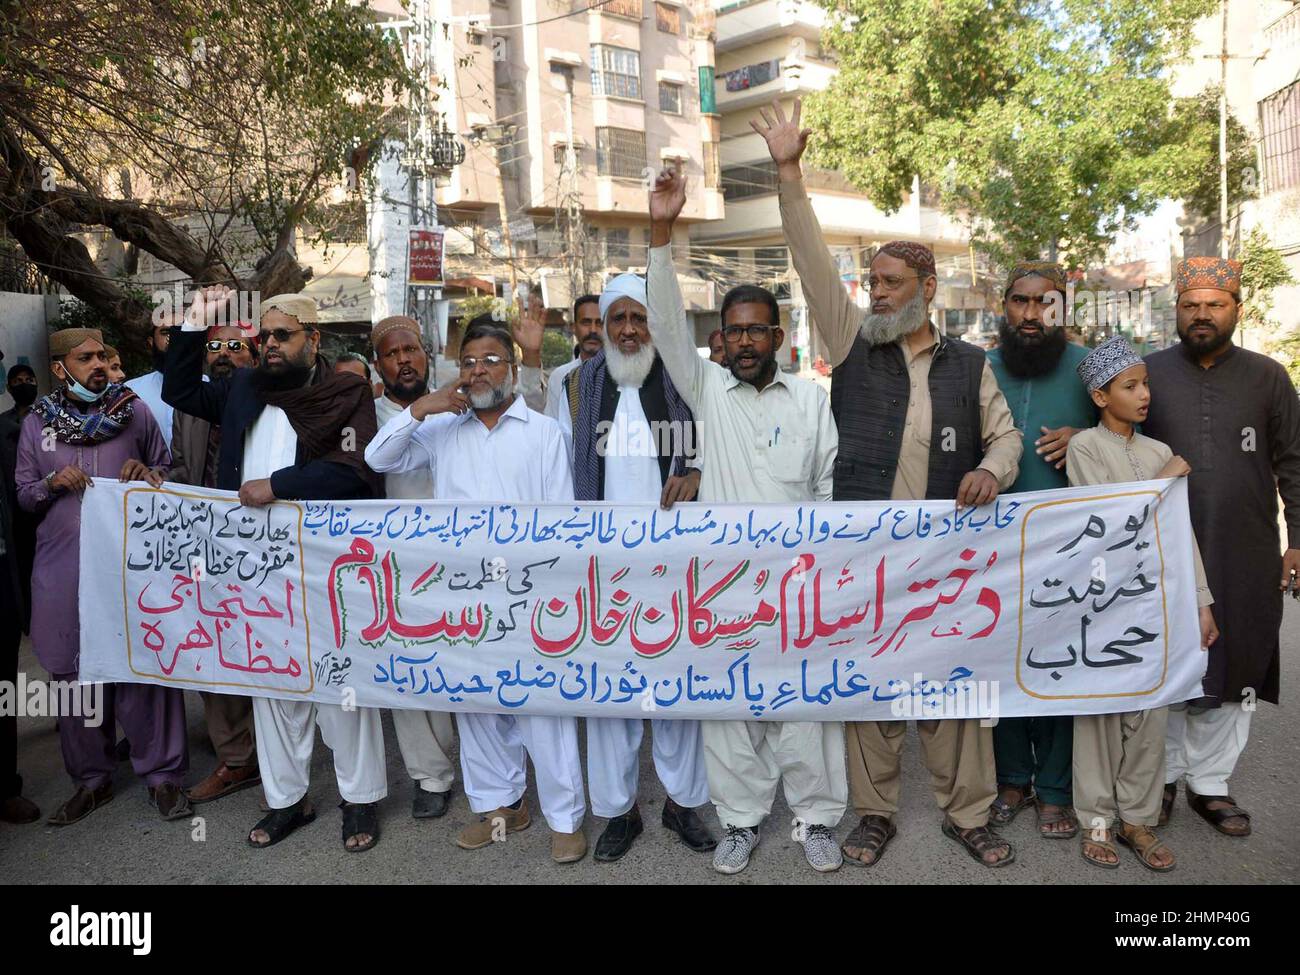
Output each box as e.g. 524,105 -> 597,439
78,479 -> 1205,721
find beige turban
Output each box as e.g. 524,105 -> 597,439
372,315 -> 421,348
49,328 -> 104,358
260,293 -> 319,326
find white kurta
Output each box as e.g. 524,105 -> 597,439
646,242 -> 848,829
246,397 -> 387,809
373,394 -> 455,795
125,371 -> 174,452
586,379 -> 710,818
366,395 -> 586,832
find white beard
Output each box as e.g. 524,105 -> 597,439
859,289 -> 930,346
470,377 -> 512,411
601,333 -> 656,388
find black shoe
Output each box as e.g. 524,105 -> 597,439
412,786 -> 451,819
594,805 -> 644,862
662,797 -> 717,852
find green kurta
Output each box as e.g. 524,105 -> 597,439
988,341 -> 1096,493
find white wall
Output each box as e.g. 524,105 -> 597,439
0,292 -> 53,410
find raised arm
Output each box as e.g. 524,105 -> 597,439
162,286 -> 234,424
754,98 -> 862,367
646,165 -> 709,411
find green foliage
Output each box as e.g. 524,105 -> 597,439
542,329 -> 575,371
1242,228 -> 1300,383
806,0 -> 1228,266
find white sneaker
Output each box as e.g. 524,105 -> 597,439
712,825 -> 759,874
802,824 -> 843,873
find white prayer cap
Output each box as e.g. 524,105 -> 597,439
599,273 -> 647,322
260,292 -> 319,326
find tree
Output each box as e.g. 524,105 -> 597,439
804,0 -> 1230,267
0,0 -> 412,339
1240,228 -> 1300,383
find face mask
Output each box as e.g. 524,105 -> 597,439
64,377 -> 107,403
9,384 -> 38,407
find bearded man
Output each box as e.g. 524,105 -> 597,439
1142,257 -> 1300,837
759,97 -> 1023,870
163,289 -> 387,853
985,262 -> 1096,841
167,321 -> 262,805
538,274 -> 714,863
369,315 -> 458,821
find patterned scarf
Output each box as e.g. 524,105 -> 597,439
33,384 -> 137,446
572,349 -> 693,501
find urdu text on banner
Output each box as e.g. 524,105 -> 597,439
78,478 -> 1205,721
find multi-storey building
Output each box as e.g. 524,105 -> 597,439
690,0 -> 977,367
371,0 -> 725,330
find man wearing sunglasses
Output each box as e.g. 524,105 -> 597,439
757,98 -> 1022,871
367,315 -> 588,864
164,289 -> 387,853
167,323 -> 261,806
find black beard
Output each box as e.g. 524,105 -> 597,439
997,318 -> 1067,378
250,358 -> 314,394
208,358 -> 236,381
383,375 -> 429,402
152,347 -> 167,373
729,352 -> 777,388
1179,321 -> 1234,356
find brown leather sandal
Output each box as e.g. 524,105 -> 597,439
1080,828 -> 1120,869
1117,823 -> 1176,872
941,818 -> 1015,867
1035,800 -> 1078,839
841,814 -> 896,867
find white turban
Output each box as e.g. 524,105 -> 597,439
599,273 -> 647,322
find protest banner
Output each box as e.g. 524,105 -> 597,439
78,478 -> 1204,721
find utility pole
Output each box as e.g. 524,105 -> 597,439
1218,0 -> 1229,260
492,136 -> 519,300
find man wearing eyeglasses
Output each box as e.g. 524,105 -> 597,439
164,289 -> 387,853
646,165 -> 846,877
365,315 -> 589,864
166,322 -> 261,806
756,98 -> 1022,870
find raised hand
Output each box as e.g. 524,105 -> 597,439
649,164 -> 688,227
514,293 -> 545,363
185,284 -> 235,330
750,98 -> 812,176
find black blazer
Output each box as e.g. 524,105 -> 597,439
161,328 -> 373,500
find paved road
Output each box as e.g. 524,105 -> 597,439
4,607 -> 1297,885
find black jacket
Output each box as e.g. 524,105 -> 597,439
162,328 -> 373,500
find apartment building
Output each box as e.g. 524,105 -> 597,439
690,0 -> 977,366
371,0 -> 726,324
1173,0 -> 1300,340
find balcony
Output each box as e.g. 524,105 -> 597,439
715,55 -> 836,113
715,0 -> 827,54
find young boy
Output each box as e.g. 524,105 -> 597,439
1066,336 -> 1218,871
